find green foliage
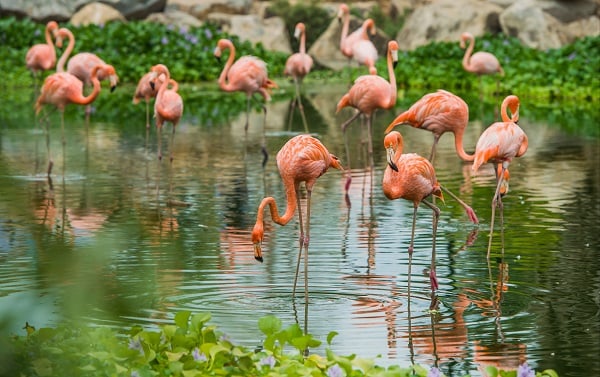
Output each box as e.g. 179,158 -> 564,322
4,313 -> 559,377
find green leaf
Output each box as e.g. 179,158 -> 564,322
258,315 -> 282,336
326,331 -> 338,345
191,312 -> 211,332
32,358 -> 53,377
175,311 -> 192,330
485,365 -> 499,377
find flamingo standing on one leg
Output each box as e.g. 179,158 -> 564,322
472,95 -> 527,259
133,71 -> 166,129
336,40 -> 399,169
460,32 -> 504,97
214,38 -> 277,165
382,131 -> 478,293
251,135 -> 343,332
148,64 -> 183,164
385,89 -> 474,164
284,22 -> 313,132
25,21 -> 59,90
338,4 -> 378,75
35,63 -> 111,176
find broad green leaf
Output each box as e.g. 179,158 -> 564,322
326,331 -> 338,345
485,366 -> 499,377
175,311 -> 192,330
191,312 -> 211,332
258,315 -> 282,336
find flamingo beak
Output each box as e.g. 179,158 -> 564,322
254,242 -> 263,263
392,50 -> 398,69
386,146 -> 398,172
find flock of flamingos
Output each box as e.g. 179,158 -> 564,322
25,4 -> 529,303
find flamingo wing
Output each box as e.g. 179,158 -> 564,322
156,90 -> 183,123
227,56 -> 268,93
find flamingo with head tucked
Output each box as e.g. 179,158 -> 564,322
460,32 -> 504,95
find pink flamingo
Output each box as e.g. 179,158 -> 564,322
54,28 -> 119,118
251,135 -> 342,318
148,64 -> 183,164
284,22 -> 313,132
35,63 -> 111,175
338,4 -> 378,75
25,21 -> 59,89
214,38 -> 277,164
472,95 -> 527,258
385,89 -> 474,163
336,40 -> 399,168
133,71 -> 167,129
460,32 -> 504,95
383,131 -> 478,292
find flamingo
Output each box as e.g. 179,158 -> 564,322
133,71 -> 167,129
25,21 -> 59,82
460,32 -> 504,95
382,131 -> 478,292
251,135 -> 343,325
214,38 -> 277,164
336,40 -> 399,168
284,22 -> 313,132
472,95 -> 527,258
35,63 -> 111,176
384,89 -> 474,163
148,64 -> 183,164
338,4 -> 378,75
55,28 -> 118,118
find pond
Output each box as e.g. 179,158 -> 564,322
0,80 -> 598,377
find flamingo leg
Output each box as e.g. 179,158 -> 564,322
440,185 -> 479,223
157,122 -> 163,161
261,105 -> 268,167
145,100 -> 150,129
408,204 -> 418,284
303,188 -> 312,335
429,135 -> 441,163
169,123 -> 176,164
287,96 -> 296,131
245,96 -> 251,132
422,200 -> 441,292
292,186 -> 304,298
366,115 -> 374,169
488,163 -> 508,258
340,110 -> 362,133
295,80 -> 309,133
46,115 -> 53,177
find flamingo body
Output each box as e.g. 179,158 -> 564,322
385,89 -> 473,162
460,32 -> 504,76
35,68 -> 105,114
67,52 -> 119,90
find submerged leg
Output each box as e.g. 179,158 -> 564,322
429,135 -> 441,163
293,187 -> 304,298
340,110 -> 362,133
488,163 -> 508,258
423,201 -> 441,291
261,105 -> 269,167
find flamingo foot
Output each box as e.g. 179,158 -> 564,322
465,205 -> 479,224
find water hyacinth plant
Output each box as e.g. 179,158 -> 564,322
3,311 -> 559,377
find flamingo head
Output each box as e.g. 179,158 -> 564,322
505,95 -> 520,123
384,131 -> 403,172
329,154 -> 343,171
98,65 -> 119,92
294,23 -> 305,39
55,27 -> 70,48
459,32 -> 472,49
47,21 -> 59,38
337,4 -> 349,23
364,19 -> 376,36
388,40 -> 399,68
432,183 -> 445,204
214,39 -> 232,63
251,224 -> 264,263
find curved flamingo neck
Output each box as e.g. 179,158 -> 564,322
386,48 -> 397,108
299,28 -> 306,54
44,25 -> 54,47
340,12 -> 350,48
156,68 -> 171,101
461,34 -> 475,72
218,41 -> 236,91
56,29 -> 75,73
252,180 -> 298,240
77,65 -> 102,105
453,129 -> 475,161
501,96 -> 519,122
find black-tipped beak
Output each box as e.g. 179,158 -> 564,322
110,85 -> 116,93
149,81 -> 155,90
388,161 -> 399,172
393,61 -> 398,69
255,255 -> 263,263
215,56 -> 221,63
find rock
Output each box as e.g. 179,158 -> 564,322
0,0 -> 77,22
166,0 -> 251,20
208,14 -> 292,53
396,0 -> 503,51
110,0 -> 167,20
566,15 -> 600,40
70,2 -> 126,26
499,0 -> 570,49
145,9 -> 203,28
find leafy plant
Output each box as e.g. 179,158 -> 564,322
2,312 -> 561,377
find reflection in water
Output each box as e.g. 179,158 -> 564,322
0,84 -> 598,376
